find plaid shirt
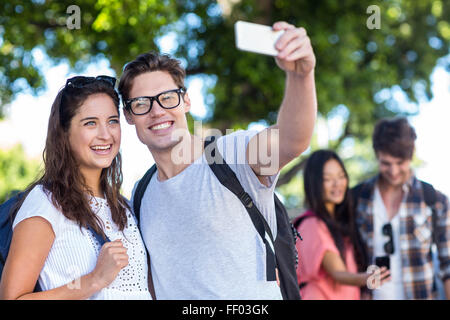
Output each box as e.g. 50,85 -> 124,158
353,174 -> 450,299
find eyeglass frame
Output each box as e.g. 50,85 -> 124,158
124,87 -> 186,115
382,223 -> 395,255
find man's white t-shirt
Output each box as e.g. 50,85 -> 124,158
372,186 -> 406,300
134,130 -> 283,299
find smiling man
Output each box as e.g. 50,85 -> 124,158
118,21 -> 317,299
352,117 -> 450,300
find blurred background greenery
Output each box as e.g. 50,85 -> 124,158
0,145 -> 41,202
0,0 -> 449,211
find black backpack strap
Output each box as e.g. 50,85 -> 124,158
87,225 -> 110,246
350,182 -> 373,272
292,213 -> 314,231
133,164 -> 157,226
350,183 -> 365,212
422,181 -> 438,244
292,212 -> 316,290
131,164 -> 158,299
204,136 -> 277,281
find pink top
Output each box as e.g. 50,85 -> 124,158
295,211 -> 361,300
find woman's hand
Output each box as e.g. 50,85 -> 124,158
90,239 -> 129,290
365,266 -> 391,289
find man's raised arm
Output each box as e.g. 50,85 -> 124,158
248,21 -> 317,177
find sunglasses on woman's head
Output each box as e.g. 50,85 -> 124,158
60,75 -> 117,126
65,75 -> 116,89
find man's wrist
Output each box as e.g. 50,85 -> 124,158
286,68 -> 315,81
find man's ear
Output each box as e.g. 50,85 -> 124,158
124,108 -> 135,125
182,92 -> 191,114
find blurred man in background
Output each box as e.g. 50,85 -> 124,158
353,117 -> 450,299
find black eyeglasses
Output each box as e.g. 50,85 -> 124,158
65,75 -> 116,89
125,88 -> 186,115
382,223 -> 395,255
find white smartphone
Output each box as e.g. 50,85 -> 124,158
234,21 -> 284,56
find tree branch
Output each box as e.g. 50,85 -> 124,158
277,118 -> 352,187
329,117 -> 352,149
276,157 -> 307,187
28,20 -> 62,30
186,66 -> 209,76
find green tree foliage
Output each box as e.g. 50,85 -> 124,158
0,145 -> 41,202
175,0 -> 449,136
173,0 -> 449,197
0,0 -> 179,111
1,0 -> 449,199
2,0 -> 448,123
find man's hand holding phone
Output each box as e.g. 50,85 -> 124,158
235,20 -> 316,77
235,21 -> 318,173
272,21 -> 316,77
366,264 -> 392,290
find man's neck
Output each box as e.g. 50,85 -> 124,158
377,178 -> 403,193
151,134 -> 204,181
377,177 -> 406,220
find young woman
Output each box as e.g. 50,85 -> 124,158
0,76 -> 151,300
294,150 -> 390,300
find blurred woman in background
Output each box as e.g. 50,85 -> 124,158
294,150 -> 390,299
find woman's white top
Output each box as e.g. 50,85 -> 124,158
12,185 -> 152,300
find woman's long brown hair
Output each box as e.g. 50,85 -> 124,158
303,150 -> 367,272
11,80 -> 129,239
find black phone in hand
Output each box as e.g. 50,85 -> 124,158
375,256 -> 390,270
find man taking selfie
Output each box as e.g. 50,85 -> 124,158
118,21 -> 317,299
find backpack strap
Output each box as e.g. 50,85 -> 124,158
350,182 -> 366,213
87,225 -> 110,246
131,164 -> 158,300
292,211 -> 316,231
133,164 -> 157,226
422,181 -> 438,244
204,135 -> 277,281
292,211 -> 316,290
